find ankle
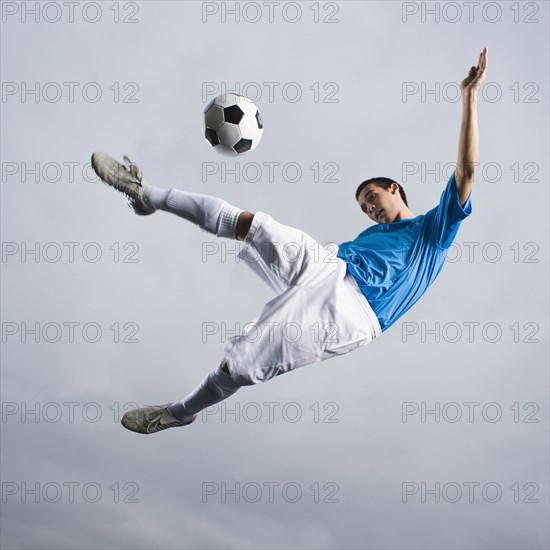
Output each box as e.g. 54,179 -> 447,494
141,185 -> 169,210
167,401 -> 193,422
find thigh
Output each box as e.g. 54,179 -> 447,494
238,211 -> 339,289
223,262 -> 380,385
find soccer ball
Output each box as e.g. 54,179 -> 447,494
203,93 -> 263,156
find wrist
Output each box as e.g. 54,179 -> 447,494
462,90 -> 479,104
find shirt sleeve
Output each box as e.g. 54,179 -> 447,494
426,170 -> 472,249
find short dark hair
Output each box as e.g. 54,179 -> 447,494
355,177 -> 409,207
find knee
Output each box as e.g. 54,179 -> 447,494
236,211 -> 254,241
220,358 -> 230,374
219,358 -> 256,387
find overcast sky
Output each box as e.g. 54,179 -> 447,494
1,1 -> 549,549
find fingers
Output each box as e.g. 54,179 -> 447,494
473,48 -> 488,78
462,49 -> 488,91
479,51 -> 487,74
480,47 -> 488,68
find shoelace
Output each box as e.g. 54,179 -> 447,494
112,156 -> 143,210
122,156 -> 142,180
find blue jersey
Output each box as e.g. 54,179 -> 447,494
336,171 -> 472,332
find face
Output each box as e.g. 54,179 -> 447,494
357,182 -> 401,224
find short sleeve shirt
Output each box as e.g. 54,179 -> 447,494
336,171 -> 472,332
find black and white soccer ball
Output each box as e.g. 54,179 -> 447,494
203,93 -> 263,156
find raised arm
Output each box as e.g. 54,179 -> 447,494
456,47 -> 488,207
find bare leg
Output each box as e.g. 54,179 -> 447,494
236,211 -> 254,241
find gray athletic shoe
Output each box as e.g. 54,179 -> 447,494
91,151 -> 156,216
121,403 -> 196,434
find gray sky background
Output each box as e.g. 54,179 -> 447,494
1,1 -> 549,549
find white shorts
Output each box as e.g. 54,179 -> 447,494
223,212 -> 382,385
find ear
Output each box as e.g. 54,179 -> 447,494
390,182 -> 400,194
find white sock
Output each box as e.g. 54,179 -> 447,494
167,365 -> 242,421
142,185 -> 243,239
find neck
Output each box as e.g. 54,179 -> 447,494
394,206 -> 416,221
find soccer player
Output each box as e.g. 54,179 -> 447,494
91,48 -> 487,434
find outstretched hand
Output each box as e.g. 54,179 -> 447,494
460,47 -> 488,97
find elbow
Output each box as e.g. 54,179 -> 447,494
456,162 -> 476,182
